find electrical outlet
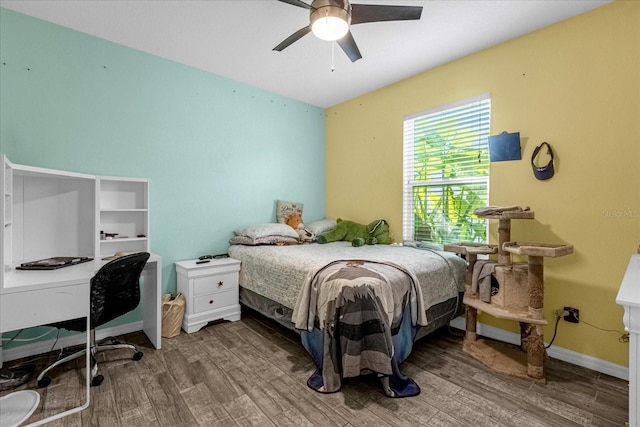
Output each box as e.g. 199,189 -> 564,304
563,306 -> 579,323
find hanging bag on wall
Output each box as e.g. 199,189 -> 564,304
161,293 -> 186,338
531,142 -> 555,180
488,131 -> 521,162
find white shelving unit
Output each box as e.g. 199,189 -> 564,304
97,177 -> 149,258
2,158 -> 13,281
0,154 -> 151,295
1,157 -> 97,278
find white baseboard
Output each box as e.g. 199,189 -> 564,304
449,317 -> 629,381
1,321 -> 143,364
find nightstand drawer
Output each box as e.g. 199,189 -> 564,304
193,272 -> 238,296
193,290 -> 237,314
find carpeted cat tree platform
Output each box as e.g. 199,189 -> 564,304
445,206 -> 573,383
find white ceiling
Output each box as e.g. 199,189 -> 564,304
0,0 -> 611,108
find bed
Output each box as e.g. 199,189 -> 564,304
228,241 -> 467,397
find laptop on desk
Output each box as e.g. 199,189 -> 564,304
16,257 -> 94,270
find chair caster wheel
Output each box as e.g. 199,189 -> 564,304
37,376 -> 51,388
91,375 -> 104,387
133,351 -> 143,361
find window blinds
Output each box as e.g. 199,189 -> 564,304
403,95 -> 491,244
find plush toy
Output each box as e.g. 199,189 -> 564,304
316,218 -> 392,247
285,213 -> 314,242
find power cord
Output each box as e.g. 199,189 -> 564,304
545,315 -> 561,349
0,327 -> 58,347
447,324 -> 465,337
579,318 -> 629,343
1,328 -> 66,375
547,309 -> 629,347
0,329 -> 24,348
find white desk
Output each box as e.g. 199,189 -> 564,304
0,265 -> 91,426
0,254 -> 162,425
1,254 -> 163,349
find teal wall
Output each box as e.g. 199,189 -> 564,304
0,8 -> 325,338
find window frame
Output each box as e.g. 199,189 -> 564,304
402,94 -> 491,244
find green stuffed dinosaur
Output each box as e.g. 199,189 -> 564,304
316,218 -> 392,247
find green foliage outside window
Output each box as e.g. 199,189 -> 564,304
411,117 -> 489,244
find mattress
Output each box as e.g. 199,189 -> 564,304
228,241 -> 466,324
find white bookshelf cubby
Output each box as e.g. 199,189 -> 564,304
97,177 -> 149,258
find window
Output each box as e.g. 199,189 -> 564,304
403,95 -> 491,244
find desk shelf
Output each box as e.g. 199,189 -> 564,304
100,237 -> 148,243
3,160 -> 12,227
97,177 -> 149,258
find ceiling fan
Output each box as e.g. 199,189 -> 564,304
273,0 -> 423,62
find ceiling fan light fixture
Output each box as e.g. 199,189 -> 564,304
275,0 -> 423,63
310,3 -> 351,41
312,16 -> 348,41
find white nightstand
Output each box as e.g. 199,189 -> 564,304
175,257 -> 241,333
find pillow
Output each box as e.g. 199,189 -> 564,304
306,219 -> 337,236
234,223 -> 299,240
276,200 -> 304,224
230,235 -> 299,246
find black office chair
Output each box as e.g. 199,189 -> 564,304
37,252 -> 151,388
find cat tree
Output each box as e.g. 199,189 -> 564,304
445,207 -> 573,383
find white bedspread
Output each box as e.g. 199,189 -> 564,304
228,242 -> 466,321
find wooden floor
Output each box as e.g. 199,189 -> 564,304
3,309 -> 629,426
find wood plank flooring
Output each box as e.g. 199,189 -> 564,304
2,309 -> 629,426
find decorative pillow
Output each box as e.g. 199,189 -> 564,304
234,223 -> 299,240
276,200 -> 304,224
306,219 -> 337,236
229,235 -> 299,246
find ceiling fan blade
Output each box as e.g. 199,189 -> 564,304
351,4 -> 423,25
276,0 -> 312,9
337,31 -> 362,62
273,26 -> 312,51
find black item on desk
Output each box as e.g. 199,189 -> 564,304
198,253 -> 229,260
36,252 -> 150,388
17,257 -> 93,270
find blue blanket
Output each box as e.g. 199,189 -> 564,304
296,260 -> 421,397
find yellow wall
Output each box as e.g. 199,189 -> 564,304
325,1 -> 640,366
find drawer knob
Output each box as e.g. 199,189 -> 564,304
209,299 -> 214,305
218,280 -> 224,287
